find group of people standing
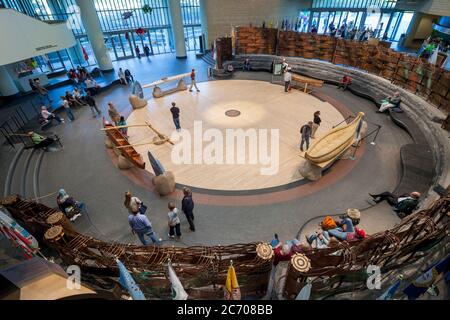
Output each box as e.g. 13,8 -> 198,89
125,187 -> 196,246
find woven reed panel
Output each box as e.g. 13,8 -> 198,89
235,27 -> 277,55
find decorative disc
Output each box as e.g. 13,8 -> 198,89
291,253 -> 311,273
225,109 -> 241,117
44,225 -> 64,241
46,211 -> 64,225
256,243 -> 274,260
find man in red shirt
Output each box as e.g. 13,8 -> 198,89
338,75 -> 352,91
189,69 -> 200,92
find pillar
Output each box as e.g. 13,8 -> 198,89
199,0 -> 209,51
75,0 -> 113,71
403,12 -> 422,48
0,66 -> 19,96
168,0 -> 187,58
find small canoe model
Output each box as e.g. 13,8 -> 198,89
305,112 -> 365,164
102,118 -> 145,169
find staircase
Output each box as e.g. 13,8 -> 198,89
3,146 -> 44,201
200,51 -> 215,67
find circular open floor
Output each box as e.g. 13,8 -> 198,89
127,80 -> 347,191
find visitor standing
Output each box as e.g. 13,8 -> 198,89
284,67 -> 292,92
128,211 -> 162,245
167,202 -> 182,239
117,116 -> 128,138
300,121 -> 313,151
135,45 -> 141,59
181,187 -> 195,231
60,96 -> 75,121
34,79 -> 52,104
144,44 -> 151,57
85,91 -> 101,117
311,111 -> 321,139
189,69 -> 200,92
108,102 -> 121,125
170,102 -> 181,131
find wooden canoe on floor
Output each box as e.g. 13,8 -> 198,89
103,119 -> 145,169
305,112 -> 364,164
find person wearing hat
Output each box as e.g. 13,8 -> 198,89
327,208 -> 361,241
370,191 -> 420,217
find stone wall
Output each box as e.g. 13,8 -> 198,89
234,27 -> 450,114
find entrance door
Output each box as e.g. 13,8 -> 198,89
107,32 -> 135,61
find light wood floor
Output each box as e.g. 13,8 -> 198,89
126,80 -> 345,191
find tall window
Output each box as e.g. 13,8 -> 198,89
181,0 -> 202,52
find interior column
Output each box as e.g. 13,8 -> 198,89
168,0 -> 187,58
75,0 -> 113,71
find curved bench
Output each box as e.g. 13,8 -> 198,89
226,54 -> 438,212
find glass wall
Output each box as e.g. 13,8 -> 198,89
181,0 -> 202,52
302,1 -> 415,42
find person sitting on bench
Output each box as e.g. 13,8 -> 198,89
28,131 -> 56,150
369,191 -> 420,217
243,58 -> 251,71
337,75 -> 352,91
377,92 -> 401,113
85,77 -> 101,95
41,106 -> 64,124
124,69 -> 134,83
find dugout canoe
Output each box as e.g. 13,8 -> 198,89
103,118 -> 145,169
305,112 -> 365,164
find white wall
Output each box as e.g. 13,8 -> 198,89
0,9 -> 76,66
202,0 -> 312,45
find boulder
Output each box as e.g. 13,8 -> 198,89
117,155 -> 133,170
153,171 -> 176,196
298,159 -> 322,181
129,94 -> 147,109
105,137 -> 113,149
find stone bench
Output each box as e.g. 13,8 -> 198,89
394,144 -> 435,197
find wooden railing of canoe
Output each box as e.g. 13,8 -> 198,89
103,119 -> 145,169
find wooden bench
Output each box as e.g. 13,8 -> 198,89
291,74 -> 324,93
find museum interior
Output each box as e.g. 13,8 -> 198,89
0,0 -> 449,301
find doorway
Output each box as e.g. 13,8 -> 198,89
106,32 -> 135,61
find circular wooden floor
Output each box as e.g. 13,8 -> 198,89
127,80 -> 346,191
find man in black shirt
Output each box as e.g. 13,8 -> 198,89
85,91 -> 101,117
300,121 -> 313,152
170,102 -> 181,131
